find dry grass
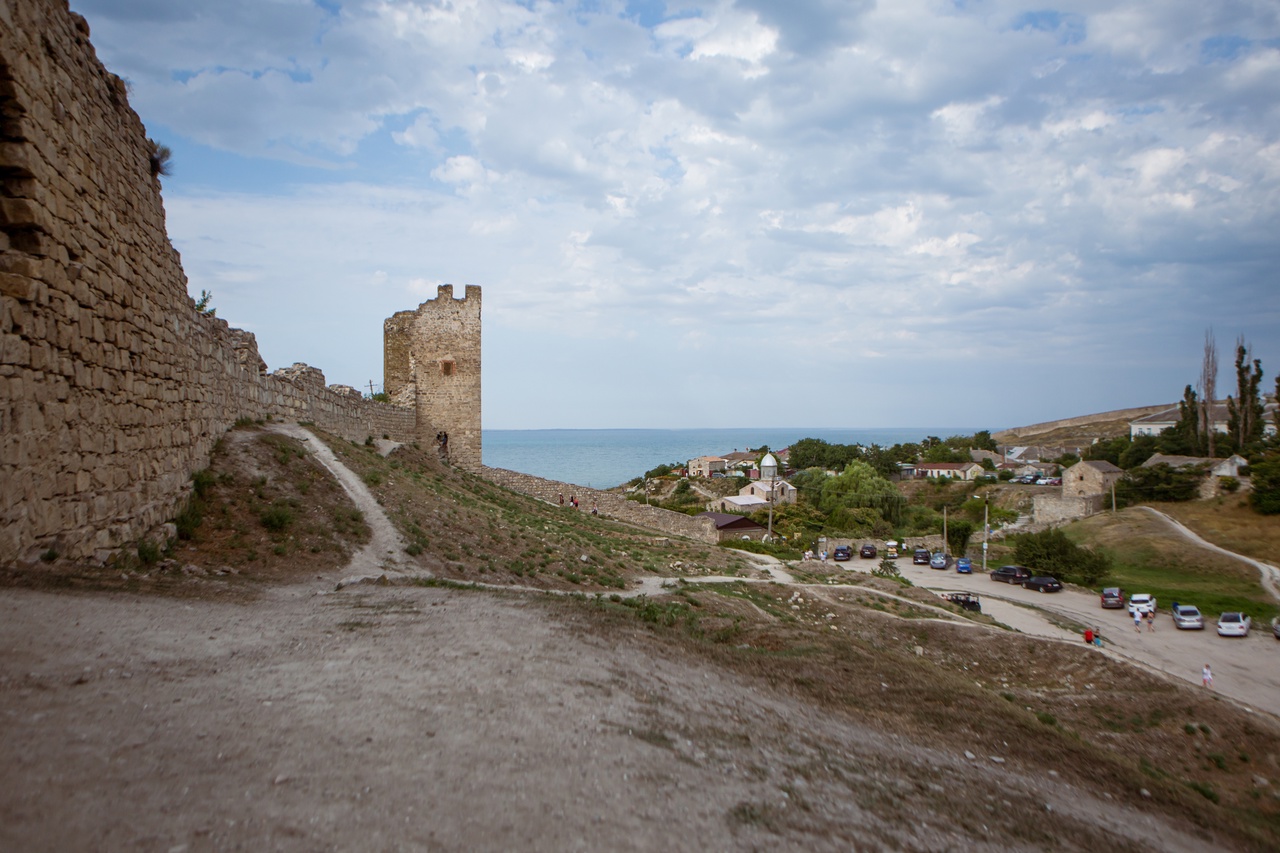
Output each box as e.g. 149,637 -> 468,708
568,580 -> 1280,849
1064,509 -> 1277,619
1155,498 -> 1280,564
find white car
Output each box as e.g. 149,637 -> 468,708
1170,603 -> 1204,630
1127,593 -> 1157,616
1216,612 -> 1251,637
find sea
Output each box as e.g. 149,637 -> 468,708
482,427 -> 981,489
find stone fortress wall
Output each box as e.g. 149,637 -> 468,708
385,285 -> 482,469
0,0 -> 414,563
481,467 -> 720,544
0,0 -> 720,563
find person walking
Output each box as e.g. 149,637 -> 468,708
1202,664 -> 1213,689
1084,628 -> 1094,645
1146,610 -> 1155,632
1133,610 -> 1142,632
1093,628 -> 1102,648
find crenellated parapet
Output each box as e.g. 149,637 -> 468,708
383,284 -> 482,469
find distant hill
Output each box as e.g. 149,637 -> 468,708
993,404 -> 1171,447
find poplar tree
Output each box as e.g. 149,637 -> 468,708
1226,337 -> 1264,448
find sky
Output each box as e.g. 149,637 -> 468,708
70,0 -> 1280,430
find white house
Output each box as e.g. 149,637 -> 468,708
740,480 -> 797,505
917,462 -> 984,481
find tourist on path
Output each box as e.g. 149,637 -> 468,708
1133,611 -> 1142,632
1203,664 -> 1213,689
1146,610 -> 1155,632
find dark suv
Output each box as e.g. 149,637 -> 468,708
859,544 -> 877,558
832,546 -> 852,561
990,565 -> 1032,584
913,548 -> 930,565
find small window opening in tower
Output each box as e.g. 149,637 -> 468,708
440,359 -> 455,376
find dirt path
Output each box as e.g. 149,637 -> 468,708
266,423 -> 415,586
1137,506 -> 1280,603
275,430 -> 1280,717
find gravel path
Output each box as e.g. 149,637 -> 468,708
1136,506 -> 1280,603
265,423 -> 414,586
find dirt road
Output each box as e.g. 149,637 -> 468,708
881,560 -> 1280,715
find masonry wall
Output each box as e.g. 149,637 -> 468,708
0,0 -> 414,563
481,467 -> 720,544
397,284 -> 482,469
1032,494 -> 1104,525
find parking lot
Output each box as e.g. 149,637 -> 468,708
843,556 -> 1280,716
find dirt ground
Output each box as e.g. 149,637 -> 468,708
0,580 -> 1250,852
3,425 -> 1279,850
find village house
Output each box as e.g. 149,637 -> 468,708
710,495 -> 768,514
694,512 -> 767,542
917,462 -> 984,481
740,479 -> 797,505
1062,460 -> 1124,498
1141,453 -> 1250,478
1129,399 -> 1278,439
688,455 -> 727,478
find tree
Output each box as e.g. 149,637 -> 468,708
971,430 -> 999,452
147,138 -> 173,178
818,460 -> 905,525
1160,385 -> 1203,456
193,289 -> 216,316
1226,337 -> 1265,449
946,520 -> 975,556
1200,329 -> 1218,458
1249,455 -> 1280,515
1117,434 -> 1158,469
1013,529 -> 1111,585
1115,463 -> 1205,505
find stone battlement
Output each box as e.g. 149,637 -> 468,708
0,0 -> 415,562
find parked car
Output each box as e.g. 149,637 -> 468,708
929,552 -> 949,570
944,592 -> 982,612
832,545 -> 852,562
1022,576 -> 1063,593
1127,593 -> 1157,616
885,543 -> 899,559
1100,587 -> 1125,609
1217,612 -> 1251,637
990,565 -> 1032,584
956,557 -> 972,574
859,543 -> 877,559
1035,477 -> 1052,485
1049,477 -> 1063,486
1170,602 -> 1204,630
913,548 -> 930,565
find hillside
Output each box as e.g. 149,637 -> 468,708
3,422 -> 1279,850
993,404 -> 1170,447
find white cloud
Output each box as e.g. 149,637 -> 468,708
70,0 -> 1280,428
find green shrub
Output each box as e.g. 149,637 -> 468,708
1014,528 -> 1111,585
260,503 -> 294,532
137,539 -> 161,565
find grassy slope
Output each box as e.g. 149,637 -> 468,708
1063,508 -> 1279,622
321,433 -> 1280,848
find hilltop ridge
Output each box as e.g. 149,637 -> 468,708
993,404 -> 1170,447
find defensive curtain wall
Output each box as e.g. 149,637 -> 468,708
0,0 -> 422,562
0,0 -> 722,562
481,467 -> 720,544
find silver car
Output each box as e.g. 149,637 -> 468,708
1170,603 -> 1204,630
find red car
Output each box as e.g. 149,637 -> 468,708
1100,587 -> 1124,608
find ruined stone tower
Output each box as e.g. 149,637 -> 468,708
384,285 -> 482,469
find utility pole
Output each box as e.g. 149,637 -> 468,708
982,495 -> 989,573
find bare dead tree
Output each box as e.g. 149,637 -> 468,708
1200,328 -> 1217,458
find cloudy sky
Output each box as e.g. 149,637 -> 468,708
72,0 -> 1280,430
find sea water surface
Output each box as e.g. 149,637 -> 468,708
483,427 -> 981,489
